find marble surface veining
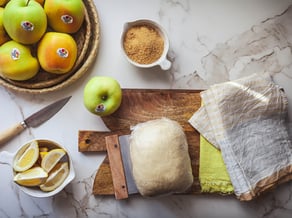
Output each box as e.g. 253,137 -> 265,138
1,0 -> 292,217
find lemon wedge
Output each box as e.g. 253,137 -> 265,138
14,167 -> 48,187
13,140 -> 39,172
41,148 -> 66,173
40,162 -> 69,192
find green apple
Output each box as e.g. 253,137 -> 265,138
83,76 -> 122,117
0,7 -> 10,45
3,0 -> 47,44
44,0 -> 85,33
0,40 -> 39,80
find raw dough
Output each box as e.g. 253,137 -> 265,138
129,117 -> 193,196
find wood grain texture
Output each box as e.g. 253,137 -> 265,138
79,89 -> 202,195
78,130 -> 127,152
102,89 -> 201,132
105,135 -> 128,199
92,155 -> 115,195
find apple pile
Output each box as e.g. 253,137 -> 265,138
0,0 -> 85,81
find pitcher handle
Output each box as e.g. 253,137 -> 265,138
159,58 -> 171,70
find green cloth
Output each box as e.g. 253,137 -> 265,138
199,135 -> 234,194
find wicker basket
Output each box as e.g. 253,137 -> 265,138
0,0 -> 100,94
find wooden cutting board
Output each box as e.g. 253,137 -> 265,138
78,89 -> 202,195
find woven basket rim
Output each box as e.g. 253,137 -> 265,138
0,0 -> 100,94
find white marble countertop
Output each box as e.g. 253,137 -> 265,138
1,0 -> 292,217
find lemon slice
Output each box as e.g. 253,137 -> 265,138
41,148 -> 66,173
14,167 -> 48,187
40,162 -> 69,192
13,140 -> 39,172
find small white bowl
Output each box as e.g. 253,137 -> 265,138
121,19 -> 171,70
0,139 -> 75,198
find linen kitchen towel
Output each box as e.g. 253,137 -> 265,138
189,73 -> 292,201
199,135 -> 234,194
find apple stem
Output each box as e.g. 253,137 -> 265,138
26,0 -> 30,6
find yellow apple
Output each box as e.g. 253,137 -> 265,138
0,40 -> 39,80
37,32 -> 77,74
3,0 -> 47,44
0,7 -> 10,45
44,0 -> 85,33
34,0 -> 44,5
0,0 -> 9,7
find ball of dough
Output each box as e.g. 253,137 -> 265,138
130,117 -> 194,196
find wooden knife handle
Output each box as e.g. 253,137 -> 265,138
0,122 -> 26,145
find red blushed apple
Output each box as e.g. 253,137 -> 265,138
0,7 -> 10,45
37,32 -> 77,74
44,0 -> 85,34
0,0 -> 9,6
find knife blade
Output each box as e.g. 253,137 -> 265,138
118,135 -> 138,195
105,134 -> 138,199
0,96 -> 71,145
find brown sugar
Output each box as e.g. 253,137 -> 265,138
123,24 -> 164,65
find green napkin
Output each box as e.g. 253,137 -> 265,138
199,135 -> 234,194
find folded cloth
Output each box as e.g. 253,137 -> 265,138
199,135 -> 234,194
189,73 -> 292,200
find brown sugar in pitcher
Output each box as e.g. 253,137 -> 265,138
121,19 -> 171,70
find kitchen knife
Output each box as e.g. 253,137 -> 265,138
0,96 -> 71,145
105,134 -> 138,199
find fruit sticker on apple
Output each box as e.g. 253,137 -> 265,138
44,0 -> 85,33
83,76 -> 123,117
3,0 -> 47,45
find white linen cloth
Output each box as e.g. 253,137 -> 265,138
189,73 -> 292,200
